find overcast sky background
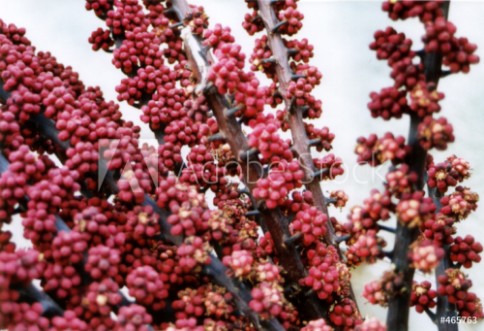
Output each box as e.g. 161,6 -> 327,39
2,1 -> 484,329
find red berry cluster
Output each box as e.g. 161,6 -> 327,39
450,235 -> 483,269
176,237 -> 210,273
290,205 -> 328,246
328,298 -> 362,330
427,155 -> 470,193
116,304 -> 153,331
356,318 -> 387,331
385,164 -> 417,198
368,86 -> 408,120
82,279 -> 122,318
248,119 -> 293,163
304,123 -> 334,152
88,27 -> 114,52
166,189 -> 210,237
346,230 -> 384,266
410,281 -> 437,314
123,205 -> 160,245
302,261 -> 348,302
370,27 -> 413,66
409,239 -> 444,272
204,26 -> 269,120
437,269 -> 484,318
250,35 -> 276,78
363,271 -> 405,307
249,282 -> 285,319
440,186 -> 479,220
313,154 -> 344,180
345,191 -> 392,237
396,191 -> 436,228
409,82 -> 444,118
423,17 -> 479,73
328,190 -> 348,209
418,116 -> 454,151
421,213 -> 456,246
301,318 -> 333,331
382,0 -> 445,23
285,38 -> 314,63
253,160 -> 305,209
127,265 -> 169,311
355,133 -> 408,166
243,10 -> 264,36
85,245 -> 121,281
42,263 -> 82,300
51,310 -> 89,330
51,231 -> 87,265
223,249 -> 254,278
275,0 -> 304,36
85,0 -> 113,19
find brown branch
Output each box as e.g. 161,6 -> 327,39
171,0 -> 326,321
386,2 -> 451,330
255,0 -> 358,314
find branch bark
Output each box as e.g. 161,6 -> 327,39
171,0 -> 327,321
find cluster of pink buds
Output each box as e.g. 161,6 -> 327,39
176,237 -> 210,273
275,0 -> 304,36
409,239 -> 444,272
355,133 -> 408,166
301,318 -> 333,331
421,213 -> 455,245
290,205 -> 328,246
409,82 -> 444,117
116,304 -> 153,331
418,116 -> 454,150
51,231 -> 87,265
410,281 -> 437,314
396,191 -> 436,228
249,282 -> 285,319
370,27 -> 413,66
222,249 -> 254,278
363,271 -> 405,307
437,269 -> 483,318
243,10 -> 264,36
368,86 -> 408,120
328,298 -> 362,330
313,154 -> 344,180
302,261 -> 348,301
85,245 -> 121,280
126,265 -> 169,311
83,279 -> 122,317
51,310 -> 89,330
346,230 -> 384,266
248,119 -> 293,163
253,160 -> 305,209
427,155 -> 471,193
382,0 -> 445,23
450,235 -> 483,268
440,186 -> 479,220
423,17 -> 479,73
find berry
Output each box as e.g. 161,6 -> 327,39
410,281 -> 437,313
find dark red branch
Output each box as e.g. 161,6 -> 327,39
170,0 -> 326,321
387,2 -> 450,330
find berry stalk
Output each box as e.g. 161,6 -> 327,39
386,3 -> 450,329
170,0 -> 339,320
